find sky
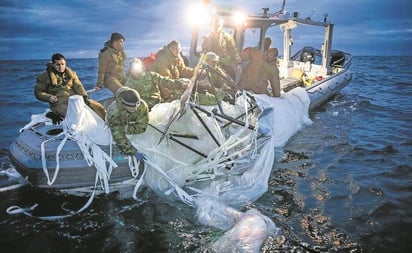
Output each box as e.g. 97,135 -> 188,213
1,0 -> 411,60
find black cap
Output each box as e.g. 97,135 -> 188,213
111,32 -> 125,42
121,89 -> 140,107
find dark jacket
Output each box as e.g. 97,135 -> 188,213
35,65 -> 88,116
151,46 -> 193,79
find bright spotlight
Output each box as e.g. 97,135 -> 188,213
232,11 -> 246,26
185,3 -> 211,27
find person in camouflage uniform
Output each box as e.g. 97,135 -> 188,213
106,87 -> 149,156
150,40 -> 194,84
195,52 -> 238,105
95,32 -> 127,94
125,58 -> 189,110
201,18 -> 242,81
34,53 -> 106,122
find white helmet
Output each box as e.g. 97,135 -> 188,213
205,52 -> 219,63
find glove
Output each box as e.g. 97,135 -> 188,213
83,95 -> 91,106
46,111 -> 64,124
83,95 -> 96,111
134,151 -> 146,161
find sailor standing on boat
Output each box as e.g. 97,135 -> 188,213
201,18 -> 242,82
106,87 -> 149,159
34,53 -> 106,123
94,32 -> 127,94
263,37 -> 272,51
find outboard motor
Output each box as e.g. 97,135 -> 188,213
300,46 -> 316,63
330,50 -> 345,66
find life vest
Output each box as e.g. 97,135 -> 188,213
143,52 -> 156,71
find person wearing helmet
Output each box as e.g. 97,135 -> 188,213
106,87 -> 149,158
204,51 -> 220,68
125,58 -> 190,110
195,52 -> 238,105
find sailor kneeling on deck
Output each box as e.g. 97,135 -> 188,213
195,52 -> 238,105
125,58 -> 190,110
106,87 -> 149,160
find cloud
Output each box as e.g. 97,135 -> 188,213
0,0 -> 411,60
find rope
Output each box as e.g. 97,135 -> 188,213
40,130 -> 67,185
6,174 -> 99,220
128,155 -> 140,178
144,158 -> 195,207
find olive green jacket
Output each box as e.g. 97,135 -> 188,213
106,87 -> 149,155
34,65 -> 87,115
150,46 -> 194,79
202,30 -> 242,66
96,45 -> 127,88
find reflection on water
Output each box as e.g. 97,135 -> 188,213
261,150 -> 362,252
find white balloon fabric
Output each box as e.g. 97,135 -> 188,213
61,95 -> 116,193
63,95 -> 112,146
127,88 -> 311,251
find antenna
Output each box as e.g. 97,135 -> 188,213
323,13 -> 329,23
262,7 -> 269,17
280,0 -> 286,13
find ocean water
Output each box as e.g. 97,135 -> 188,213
0,56 -> 411,252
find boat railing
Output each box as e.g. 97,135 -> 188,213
86,88 -> 97,94
343,52 -> 352,69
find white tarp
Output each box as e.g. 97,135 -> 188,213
128,88 -> 312,251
